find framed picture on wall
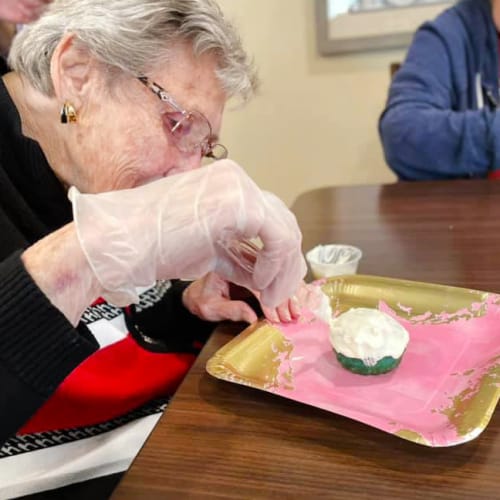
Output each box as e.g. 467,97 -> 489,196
315,0 -> 453,55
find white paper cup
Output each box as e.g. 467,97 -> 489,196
306,244 -> 362,279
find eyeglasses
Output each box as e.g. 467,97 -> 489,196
137,76 -> 228,161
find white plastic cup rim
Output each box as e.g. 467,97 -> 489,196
305,244 -> 362,279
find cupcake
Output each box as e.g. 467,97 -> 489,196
329,307 -> 409,375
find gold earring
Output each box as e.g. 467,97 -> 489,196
60,101 -> 77,124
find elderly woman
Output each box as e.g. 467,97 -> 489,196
0,0 -> 305,494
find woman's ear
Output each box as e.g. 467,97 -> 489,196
50,33 -> 95,107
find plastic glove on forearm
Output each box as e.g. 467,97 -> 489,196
70,159 -> 306,308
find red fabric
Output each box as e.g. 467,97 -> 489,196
19,335 -> 195,434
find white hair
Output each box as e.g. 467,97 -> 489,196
8,0 -> 258,102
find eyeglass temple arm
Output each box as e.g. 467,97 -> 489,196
137,76 -> 184,113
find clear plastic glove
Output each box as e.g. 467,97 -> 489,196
70,160 -> 306,308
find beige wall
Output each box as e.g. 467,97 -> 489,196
217,0 -> 403,206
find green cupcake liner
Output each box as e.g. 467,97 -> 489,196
335,351 -> 403,375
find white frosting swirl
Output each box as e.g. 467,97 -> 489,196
313,290 -> 335,325
329,308 -> 409,366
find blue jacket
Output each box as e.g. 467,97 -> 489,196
379,0 -> 500,180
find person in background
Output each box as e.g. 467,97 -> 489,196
0,0 -> 305,495
379,0 -> 500,181
0,21 -> 15,71
0,0 -> 53,71
0,0 -> 53,24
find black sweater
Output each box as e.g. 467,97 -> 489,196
0,75 -> 212,445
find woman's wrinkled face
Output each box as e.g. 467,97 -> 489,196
70,43 -> 227,193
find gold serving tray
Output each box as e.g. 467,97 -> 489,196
207,275 -> 500,446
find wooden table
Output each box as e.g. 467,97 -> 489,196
113,180 -> 500,499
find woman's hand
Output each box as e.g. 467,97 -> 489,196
0,0 -> 52,24
253,289 -> 301,324
182,273 -> 302,325
256,281 -> 328,323
182,273 -> 258,324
